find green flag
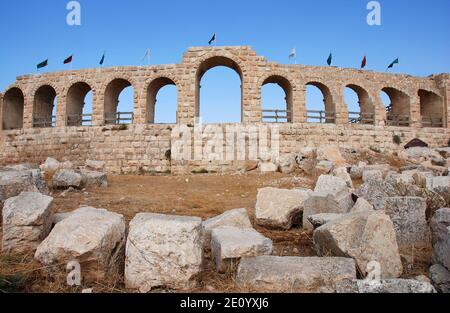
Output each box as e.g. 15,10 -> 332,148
387,58 -> 399,70
37,59 -> 48,70
327,53 -> 332,66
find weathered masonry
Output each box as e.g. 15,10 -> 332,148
1,46 -> 449,173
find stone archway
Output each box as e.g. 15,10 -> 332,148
345,84 -> 375,125
2,87 -> 24,130
261,75 -> 294,123
33,85 -> 57,128
305,81 -> 335,123
418,89 -> 444,127
195,56 -> 243,123
66,82 -> 93,126
146,77 -> 178,124
381,87 -> 411,127
104,78 -> 134,125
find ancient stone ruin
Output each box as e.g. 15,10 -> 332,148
0,46 -> 449,294
0,46 -> 449,174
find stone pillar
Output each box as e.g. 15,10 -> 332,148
176,74 -> 195,125
55,90 -> 66,127
242,77 -> 260,124
444,85 -> 450,129
291,82 -> 304,123
22,94 -> 33,129
371,90 -> 387,126
0,93 -> 3,131
334,88 -> 348,125
91,89 -> 104,126
133,84 -> 146,125
409,94 -> 421,129
444,84 -> 450,128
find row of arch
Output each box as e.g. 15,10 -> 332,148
1,58 -> 446,130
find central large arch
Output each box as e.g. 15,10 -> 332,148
195,56 -> 243,123
33,85 -> 56,128
2,87 -> 24,130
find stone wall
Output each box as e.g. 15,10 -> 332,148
1,123 -> 449,174
1,46 -> 449,129
1,46 -> 449,173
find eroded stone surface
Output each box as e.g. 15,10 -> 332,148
236,256 -> 356,293
384,197 -> 431,248
202,208 -> 252,247
35,207 -> 126,281
2,192 -> 54,254
125,213 -> 203,290
313,211 -> 403,278
255,187 -> 312,230
211,226 -> 272,273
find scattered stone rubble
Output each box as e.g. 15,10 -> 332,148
0,145 -> 449,293
211,226 -> 272,273
0,167 -> 49,204
2,192 -> 54,254
236,256 -> 356,293
255,187 -> 312,230
125,213 -> 203,290
35,207 -> 126,281
201,208 -> 252,247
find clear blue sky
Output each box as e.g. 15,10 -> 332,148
0,0 -> 449,123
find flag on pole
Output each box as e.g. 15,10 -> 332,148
64,55 -> 73,64
361,55 -> 367,69
208,33 -> 216,45
289,48 -> 297,60
99,52 -> 105,66
37,59 -> 48,70
387,58 -> 399,70
141,49 -> 150,64
327,53 -> 333,66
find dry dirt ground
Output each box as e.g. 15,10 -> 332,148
0,169 -> 431,293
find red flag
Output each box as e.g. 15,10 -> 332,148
64,55 -> 73,64
361,55 -> 367,69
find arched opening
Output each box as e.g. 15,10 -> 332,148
196,56 -> 243,123
2,88 -> 24,130
261,75 -> 293,123
146,77 -> 178,124
381,87 -> 410,127
305,82 -> 335,123
418,89 -> 444,128
66,82 -> 93,126
33,85 -> 56,128
345,84 -> 375,125
104,78 -> 134,125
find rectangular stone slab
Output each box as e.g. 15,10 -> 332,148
236,256 -> 356,293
